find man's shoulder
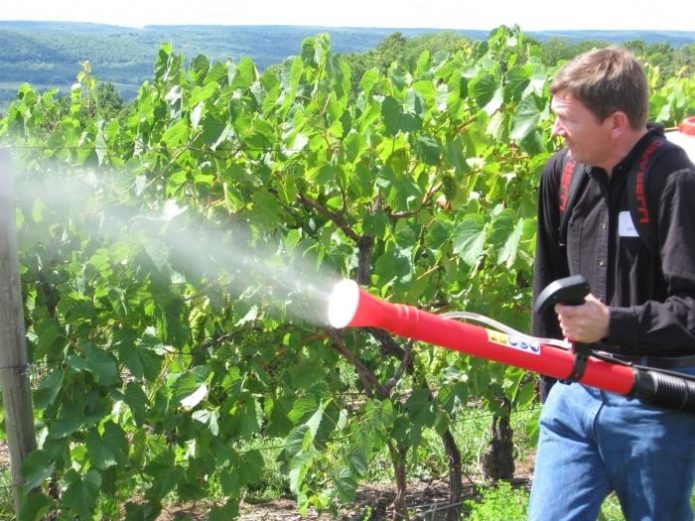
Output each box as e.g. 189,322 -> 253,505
543,148 -> 571,179
635,124 -> 692,173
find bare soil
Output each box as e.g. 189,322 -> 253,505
156,475 -> 532,521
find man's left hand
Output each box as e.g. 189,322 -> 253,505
555,294 -> 610,344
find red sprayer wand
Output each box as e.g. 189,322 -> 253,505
327,276 -> 695,413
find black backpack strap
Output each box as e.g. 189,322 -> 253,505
625,138 -> 680,253
558,152 -> 589,247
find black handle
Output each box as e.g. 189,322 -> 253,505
534,275 -> 590,315
534,275 -> 593,383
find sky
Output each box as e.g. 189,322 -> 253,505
3,0 -> 695,32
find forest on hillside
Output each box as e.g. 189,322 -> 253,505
1,22 -> 695,110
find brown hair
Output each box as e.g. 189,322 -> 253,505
550,46 -> 648,129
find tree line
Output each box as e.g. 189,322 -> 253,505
2,25 -> 695,112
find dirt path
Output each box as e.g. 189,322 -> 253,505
236,478 -> 533,521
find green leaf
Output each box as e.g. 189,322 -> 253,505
426,219 -> 454,251
453,218 -> 487,267
102,422 -> 129,465
511,94 -> 542,143
497,217 -> 525,267
67,342 -> 120,387
19,493 -> 54,521
236,396 -> 261,438
288,396 -> 319,424
305,400 -> 326,438
62,470 -> 101,518
333,466 -> 358,502
219,468 -> 240,496
180,383 -> 208,409
288,449 -> 313,496
349,447 -> 368,476
469,73 -> 499,109
484,86 -> 504,115
86,429 -> 118,470
359,68 -> 380,94
21,450 -> 55,491
284,425 -> 310,459
414,135 -> 440,166
381,96 -> 401,136
118,342 -> 163,383
189,54 -> 210,84
162,120 -> 189,149
505,64 -> 532,102
405,388 -> 436,426
248,190 -> 283,228
238,450 -> 264,486
34,317 -> 65,359
171,366 -> 210,405
34,368 -> 64,410
231,57 -> 257,89
124,382 -> 149,425
189,102 -> 204,129
445,135 -> 470,174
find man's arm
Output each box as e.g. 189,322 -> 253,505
560,168 -> 695,354
608,168 -> 695,354
531,151 -> 569,340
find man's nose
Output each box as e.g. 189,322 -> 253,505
552,118 -> 566,137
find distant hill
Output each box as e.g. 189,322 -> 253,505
1,21 -> 694,108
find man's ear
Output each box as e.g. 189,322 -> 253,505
607,111 -> 630,137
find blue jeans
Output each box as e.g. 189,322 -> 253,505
528,380 -> 695,521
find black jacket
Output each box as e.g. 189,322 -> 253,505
532,127 -> 695,356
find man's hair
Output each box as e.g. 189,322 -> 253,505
550,46 -> 648,129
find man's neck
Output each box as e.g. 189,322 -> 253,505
603,127 -> 649,174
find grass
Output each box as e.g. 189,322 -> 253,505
465,481 -> 695,521
241,438 -> 291,504
0,470 -> 14,521
463,481 -> 528,520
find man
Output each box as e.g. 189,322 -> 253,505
529,46 -> 695,520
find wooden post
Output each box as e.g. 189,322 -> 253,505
0,147 -> 37,514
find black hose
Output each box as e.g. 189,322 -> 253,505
631,369 -> 695,412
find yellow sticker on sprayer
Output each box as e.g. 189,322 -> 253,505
486,330 -> 541,355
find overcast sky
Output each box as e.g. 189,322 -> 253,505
3,0 -> 694,31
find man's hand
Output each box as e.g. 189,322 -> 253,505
554,294 -> 610,344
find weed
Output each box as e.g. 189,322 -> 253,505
463,480 -> 527,520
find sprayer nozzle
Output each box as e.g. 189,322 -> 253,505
327,279 -> 360,328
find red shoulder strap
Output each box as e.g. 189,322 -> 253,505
626,137 -> 681,252
558,157 -> 576,212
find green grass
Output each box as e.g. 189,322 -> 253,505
465,483 -> 695,521
0,470 -> 15,521
463,481 -> 528,520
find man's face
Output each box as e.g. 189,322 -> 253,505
550,91 -> 613,168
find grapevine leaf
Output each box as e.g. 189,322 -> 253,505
21,450 -> 56,491
19,493 -> 54,521
453,218 -> 487,267
66,342 -> 120,387
62,469 -> 101,518
511,93 -> 542,143
86,429 -> 118,470
33,368 -> 64,410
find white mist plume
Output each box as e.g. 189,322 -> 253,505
13,166 -> 340,326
